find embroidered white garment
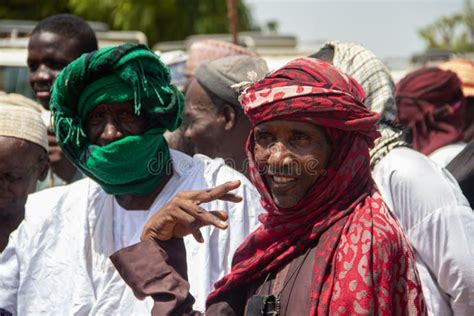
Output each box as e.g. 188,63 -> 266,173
0,150 -> 263,314
373,147 -> 474,316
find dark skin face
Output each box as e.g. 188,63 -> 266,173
27,31 -> 83,110
85,101 -> 172,210
183,78 -> 252,176
253,120 -> 332,208
184,79 -> 227,158
85,102 -> 149,147
28,31 -> 85,183
0,136 -> 48,251
0,137 -> 48,216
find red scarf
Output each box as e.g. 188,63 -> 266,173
207,58 -> 425,315
396,67 -> 464,155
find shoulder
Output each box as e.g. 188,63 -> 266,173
429,142 -> 466,167
373,147 -> 469,209
342,198 -> 411,258
24,177 -> 102,224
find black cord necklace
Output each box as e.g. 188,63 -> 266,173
245,247 -> 312,316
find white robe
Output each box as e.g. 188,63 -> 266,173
373,147 -> 474,316
429,142 -> 466,167
0,150 -> 263,314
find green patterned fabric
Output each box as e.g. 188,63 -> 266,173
50,43 -> 184,195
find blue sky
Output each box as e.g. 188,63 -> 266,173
244,0 -> 464,58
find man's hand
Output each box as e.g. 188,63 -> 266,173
48,131 -> 63,164
141,180 -> 242,243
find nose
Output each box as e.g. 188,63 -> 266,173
98,119 -> 124,146
267,142 -> 294,167
183,126 -> 193,139
31,64 -> 54,82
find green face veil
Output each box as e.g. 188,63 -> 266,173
50,44 -> 184,195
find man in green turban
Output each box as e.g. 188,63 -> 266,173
0,44 -> 262,314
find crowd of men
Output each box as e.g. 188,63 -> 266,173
0,13 -> 473,316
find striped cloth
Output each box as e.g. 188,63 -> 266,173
321,41 -> 397,122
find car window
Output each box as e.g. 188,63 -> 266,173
0,66 -> 34,98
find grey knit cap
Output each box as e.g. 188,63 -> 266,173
195,55 -> 268,108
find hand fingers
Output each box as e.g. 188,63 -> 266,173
194,180 -> 241,203
189,211 -> 228,243
142,209 -> 197,241
179,200 -> 228,229
209,210 -> 229,222
48,148 -> 64,163
191,229 -> 204,243
218,193 -> 242,203
47,134 -> 58,144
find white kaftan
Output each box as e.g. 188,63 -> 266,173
373,147 -> 474,316
0,150 -> 263,314
429,142 -> 466,167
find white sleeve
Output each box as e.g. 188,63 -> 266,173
373,149 -> 474,315
0,232 -> 20,315
219,179 -> 262,267
185,159 -> 263,311
409,207 -> 474,316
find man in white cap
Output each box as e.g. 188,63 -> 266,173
0,94 -> 49,252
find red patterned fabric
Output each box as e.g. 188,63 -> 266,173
207,58 -> 426,315
396,67 -> 464,155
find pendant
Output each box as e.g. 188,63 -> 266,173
246,294 -> 281,316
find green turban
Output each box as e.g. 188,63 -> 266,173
50,43 -> 184,195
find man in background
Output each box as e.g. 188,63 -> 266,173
27,14 -> 98,188
165,39 -> 257,155
184,55 -> 268,177
0,94 -> 49,252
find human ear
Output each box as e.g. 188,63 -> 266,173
37,154 -> 50,181
221,104 -> 236,131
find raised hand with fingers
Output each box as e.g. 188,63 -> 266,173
141,180 -> 242,243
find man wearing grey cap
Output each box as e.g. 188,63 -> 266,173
0,94 -> 49,252
184,55 -> 268,177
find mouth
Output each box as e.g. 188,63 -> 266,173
33,83 -> 52,99
271,175 -> 297,184
35,90 -> 50,99
266,173 -> 298,192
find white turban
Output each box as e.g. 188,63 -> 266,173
0,94 -> 48,151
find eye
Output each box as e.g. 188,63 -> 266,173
290,131 -> 311,146
49,62 -> 67,71
291,131 -> 310,142
254,131 -> 275,147
5,173 -> 24,183
87,111 -> 104,125
118,110 -> 139,123
27,62 -> 38,72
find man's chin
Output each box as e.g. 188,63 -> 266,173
0,206 -> 18,219
271,194 -> 300,209
39,99 -> 50,110
35,95 -> 51,109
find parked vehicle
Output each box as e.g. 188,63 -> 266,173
0,19 -> 147,97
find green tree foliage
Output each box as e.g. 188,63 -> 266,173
0,0 -> 258,45
418,0 -> 474,52
0,0 -> 71,21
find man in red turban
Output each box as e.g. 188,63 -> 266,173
111,58 -> 426,315
396,68 -> 465,165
